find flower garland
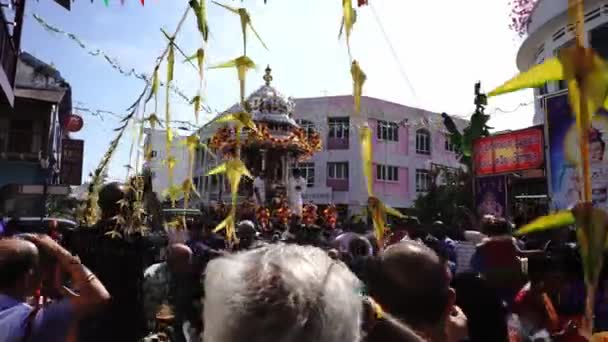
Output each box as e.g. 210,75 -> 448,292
322,204 -> 338,229
209,123 -> 322,160
302,202 -> 318,225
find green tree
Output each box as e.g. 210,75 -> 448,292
414,82 -> 491,228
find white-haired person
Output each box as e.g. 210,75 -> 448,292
202,243 -> 363,342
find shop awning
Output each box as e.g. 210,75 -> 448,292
15,87 -> 66,103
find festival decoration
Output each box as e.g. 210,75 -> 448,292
212,1 -> 268,55
322,205 -> 338,229
256,206 -> 271,228
207,159 -> 253,244
360,126 -> 405,247
210,56 -> 256,104
490,0 -> 608,336
351,60 -> 366,114
32,14 -> 200,106
302,203 -> 318,225
189,0 -> 210,42
339,0 -> 356,54
273,198 -> 291,226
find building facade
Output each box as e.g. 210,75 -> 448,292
291,96 -> 467,215
194,91 -> 467,215
143,129 -> 190,201
517,0 -> 608,124
0,52 -> 73,217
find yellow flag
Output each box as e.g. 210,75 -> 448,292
351,60 -> 366,115
359,125 -> 373,196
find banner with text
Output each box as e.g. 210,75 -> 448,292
473,127 -> 544,176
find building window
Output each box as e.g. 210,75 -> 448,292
445,138 -> 456,152
416,169 -> 431,192
292,162 -> 315,187
377,120 -> 399,142
554,40 -> 574,91
327,162 -> 349,180
416,129 -> 431,155
592,23 -> 608,60
150,150 -> 158,158
296,119 -> 315,137
328,117 -> 350,139
376,165 -> 399,182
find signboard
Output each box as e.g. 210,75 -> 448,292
473,127 -> 544,176
545,93 -> 608,210
63,114 -> 84,132
60,139 -> 84,185
475,175 -> 507,218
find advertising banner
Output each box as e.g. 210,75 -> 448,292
60,139 -> 84,185
473,127 -> 544,176
545,93 -> 608,210
475,175 -> 507,218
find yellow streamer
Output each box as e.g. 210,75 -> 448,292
210,56 -> 256,105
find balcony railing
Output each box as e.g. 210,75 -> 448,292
0,129 -> 43,159
0,9 -> 16,88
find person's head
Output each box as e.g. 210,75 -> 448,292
590,127 -> 605,162
480,215 -> 512,237
167,244 -> 193,275
0,238 -> 40,298
292,168 -> 301,178
236,220 -> 257,249
365,240 -> 454,339
203,243 -> 363,342
258,170 -> 265,179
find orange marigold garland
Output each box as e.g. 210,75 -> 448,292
322,204 -> 339,229
302,202 -> 318,225
256,206 -> 270,229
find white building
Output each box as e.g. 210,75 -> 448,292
517,0 -> 608,124
193,69 -> 467,215
143,129 -> 190,200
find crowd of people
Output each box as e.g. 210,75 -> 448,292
0,198 -> 597,342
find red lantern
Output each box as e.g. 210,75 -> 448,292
64,114 -> 84,132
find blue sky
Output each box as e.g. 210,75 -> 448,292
22,0 -> 534,182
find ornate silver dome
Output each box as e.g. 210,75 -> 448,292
223,65 -> 298,127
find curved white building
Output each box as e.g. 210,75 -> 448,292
517,0 -> 608,124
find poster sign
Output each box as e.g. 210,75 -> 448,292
60,139 -> 84,185
474,127 -> 544,176
546,93 -> 608,210
475,175 -> 507,218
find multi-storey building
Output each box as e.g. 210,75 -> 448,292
291,95 -> 467,215
517,0 -> 608,123
193,71 -> 467,215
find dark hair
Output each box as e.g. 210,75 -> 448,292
481,215 -> 512,236
365,241 -> 450,329
0,239 -> 38,289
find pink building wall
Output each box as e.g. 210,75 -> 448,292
368,119 -> 408,155
372,164 -> 409,196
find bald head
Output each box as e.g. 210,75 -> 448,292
0,238 -> 39,291
167,243 -> 193,275
366,240 -> 451,329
